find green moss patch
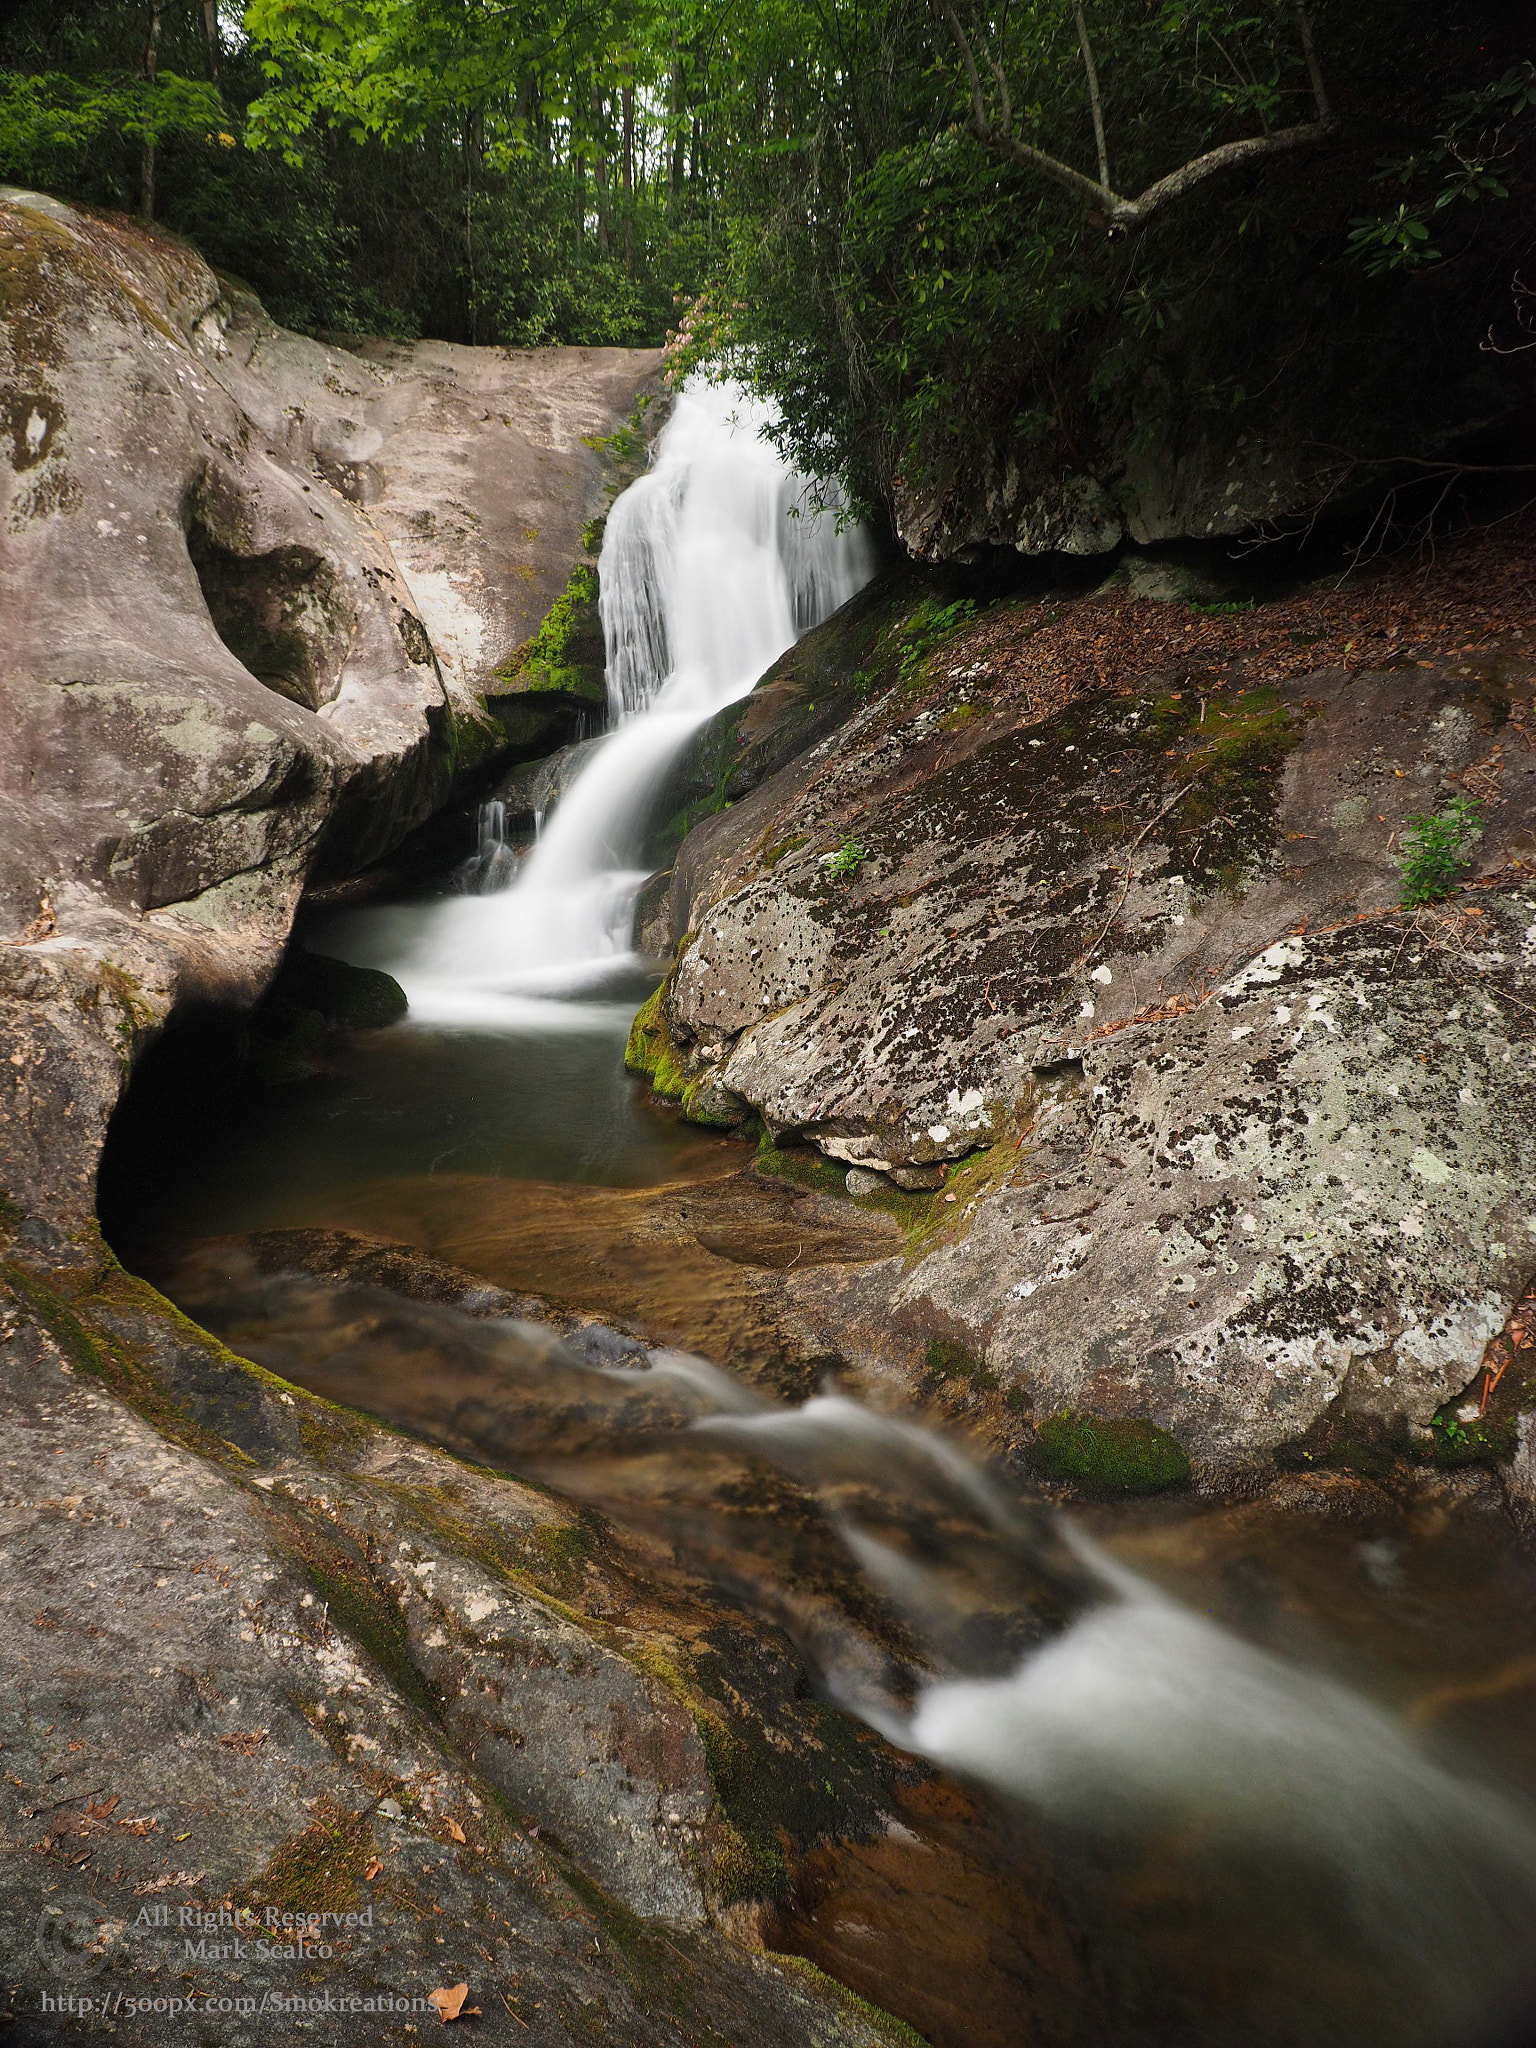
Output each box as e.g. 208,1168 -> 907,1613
624,983 -> 687,1101
753,1132 -> 936,1236
495,563 -> 605,703
1028,1411 -> 1189,1494
919,1336 -> 997,1395
236,1798 -> 375,1920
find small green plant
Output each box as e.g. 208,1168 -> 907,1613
1432,1412 -> 1468,1448
823,836 -> 867,881
1397,794 -> 1482,905
896,598 -> 977,683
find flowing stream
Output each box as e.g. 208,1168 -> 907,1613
108,382 -> 1536,2048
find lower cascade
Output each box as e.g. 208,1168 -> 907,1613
374,379 -> 873,1023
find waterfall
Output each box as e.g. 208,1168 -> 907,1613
383,379 -> 874,1024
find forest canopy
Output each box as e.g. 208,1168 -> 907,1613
1,0 -> 1531,535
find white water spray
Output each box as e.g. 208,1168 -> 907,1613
380,380 -> 873,1023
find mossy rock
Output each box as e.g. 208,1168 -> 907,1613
1028,1410 -> 1189,1494
283,951 -> 407,1030
624,983 -> 686,1100
494,562 -> 606,706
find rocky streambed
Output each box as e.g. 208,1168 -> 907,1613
5,180 -> 1536,2048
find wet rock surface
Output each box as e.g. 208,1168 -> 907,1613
637,540 -> 1536,1479
0,1241 -> 927,2044
0,191 -> 910,2047
0,185 -> 654,1226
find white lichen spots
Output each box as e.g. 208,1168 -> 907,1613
1272,1005 -> 1292,1026
1399,1214 -> 1425,1239
1240,1213 -> 1257,1233
1394,1298 -> 1507,1377
1091,965 -> 1113,985
1231,1024 -> 1254,1042
927,1123 -> 950,1143
1408,1146 -> 1453,1185
463,1591 -> 500,1627
25,409 -> 48,456
1079,1000 -> 1095,1019
1223,936 -> 1306,997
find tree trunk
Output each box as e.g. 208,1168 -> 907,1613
592,82 -> 610,255
140,0 -> 163,223
202,0 -> 220,79
669,29 -> 685,217
621,83 -> 635,273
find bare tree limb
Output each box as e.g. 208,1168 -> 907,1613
933,0 -> 1339,232
935,0 -> 995,139
1109,120 -> 1335,226
1072,1 -> 1111,191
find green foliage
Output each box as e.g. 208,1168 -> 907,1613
822,836 -> 867,881
896,597 -> 977,683
1029,1410 -> 1190,1494
1350,63 -> 1533,274
0,69 -> 226,189
1397,795 -> 1482,906
497,565 -> 600,697
1430,1408 -> 1515,1468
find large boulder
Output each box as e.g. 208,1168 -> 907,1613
640,531 -> 1536,1474
0,186 -> 656,1227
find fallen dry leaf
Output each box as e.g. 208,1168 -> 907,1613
218,1729 -> 269,1756
445,1818 -> 467,1844
364,1857 -> 383,1881
12,893 -> 56,946
86,1794 -> 120,1821
428,1983 -> 480,2022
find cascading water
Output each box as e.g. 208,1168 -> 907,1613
375,380 -> 873,1024
161,1241 -> 1536,2048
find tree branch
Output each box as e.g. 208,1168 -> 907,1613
935,0 -> 995,140
1112,120 -> 1335,226
1072,1 -> 1110,192
1296,3 -> 1331,125
935,0 -> 1338,233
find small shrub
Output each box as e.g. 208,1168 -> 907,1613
1028,1410 -> 1189,1494
1397,795 -> 1482,905
823,836 -> 867,881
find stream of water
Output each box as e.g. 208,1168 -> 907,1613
111,380 -> 1536,2048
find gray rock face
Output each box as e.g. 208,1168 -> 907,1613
645,585 -> 1536,1469
0,1257 -> 905,2044
0,186 -> 656,1225
892,427 -> 1310,561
